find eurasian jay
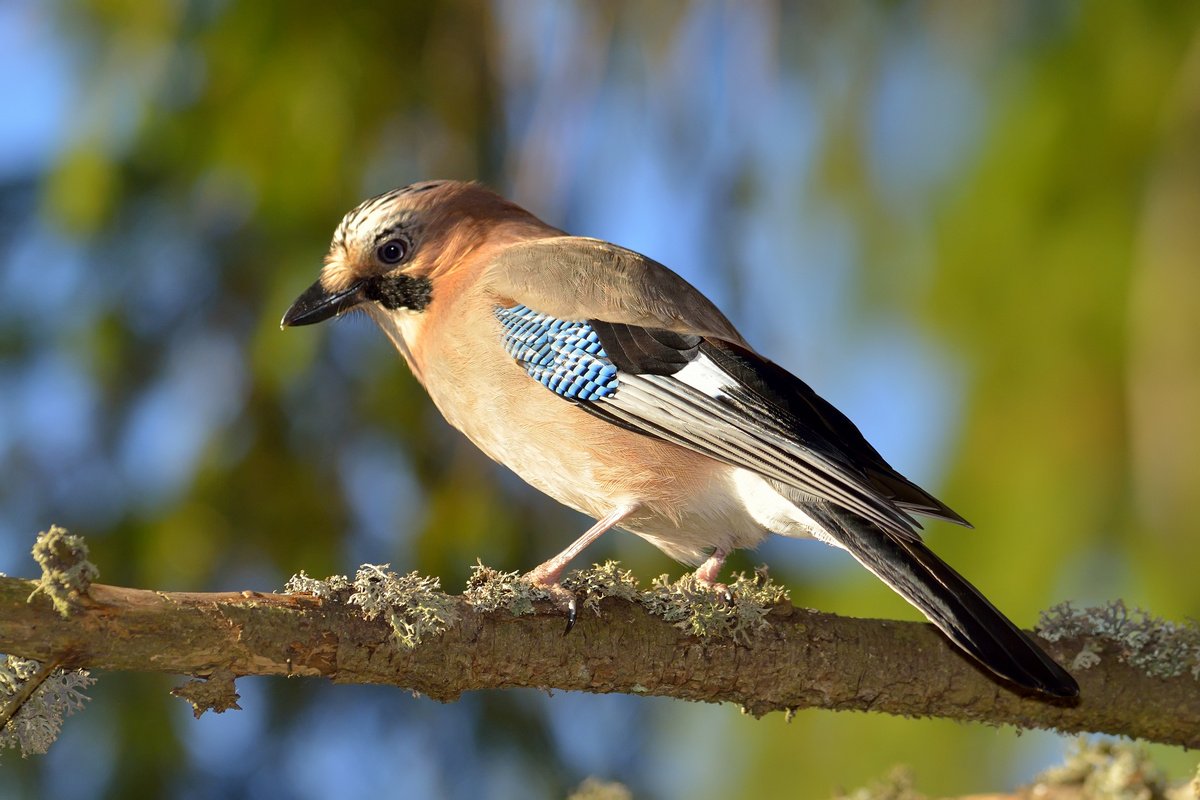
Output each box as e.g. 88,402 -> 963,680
282,180 -> 1078,698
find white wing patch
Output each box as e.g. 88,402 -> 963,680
728,469 -> 845,549
673,353 -> 736,398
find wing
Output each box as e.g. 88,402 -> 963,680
486,235 -> 966,530
493,303 -> 967,538
484,236 -> 750,345
676,334 -> 969,527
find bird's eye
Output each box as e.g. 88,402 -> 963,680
377,239 -> 408,265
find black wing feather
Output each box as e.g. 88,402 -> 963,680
806,504 -> 1078,697
699,339 -> 969,526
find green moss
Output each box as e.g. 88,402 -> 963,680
295,559 -> 792,647
287,565 -> 458,649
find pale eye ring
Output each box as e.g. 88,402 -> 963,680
376,239 -> 408,265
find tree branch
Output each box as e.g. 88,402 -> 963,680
0,569 -> 1196,747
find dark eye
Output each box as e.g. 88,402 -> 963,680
376,239 -> 408,265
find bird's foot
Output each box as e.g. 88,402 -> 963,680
518,505 -> 641,635
695,576 -> 733,605
522,566 -> 579,635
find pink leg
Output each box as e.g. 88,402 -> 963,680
694,548 -> 728,585
525,503 -> 639,631
693,547 -> 732,603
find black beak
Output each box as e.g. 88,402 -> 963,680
280,279 -> 366,328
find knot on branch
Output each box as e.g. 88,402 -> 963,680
29,526 -> 99,618
171,669 -> 241,719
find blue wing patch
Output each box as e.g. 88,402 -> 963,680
494,305 -> 619,401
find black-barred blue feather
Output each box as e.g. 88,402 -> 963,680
494,305 -> 620,402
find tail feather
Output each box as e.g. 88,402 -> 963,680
811,507 -> 1079,698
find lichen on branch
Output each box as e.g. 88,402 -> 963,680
29,525 -> 99,618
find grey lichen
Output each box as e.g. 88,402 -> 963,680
283,570 -> 352,601
644,567 -> 789,643
348,564 -> 458,649
1038,600 -> 1200,680
0,656 -> 94,758
567,777 -> 633,800
727,567 -> 790,632
1033,739 -> 1168,800
837,740 -> 1195,799
463,562 -> 539,616
563,560 -> 641,615
285,566 -> 456,649
1072,639 -> 1103,671
832,766 -> 921,800
29,526 -> 99,618
289,559 -> 803,649
170,669 -> 241,719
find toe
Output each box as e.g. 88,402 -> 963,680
522,573 -> 580,633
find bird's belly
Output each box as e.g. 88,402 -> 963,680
404,307 -> 821,565
438,385 -> 818,563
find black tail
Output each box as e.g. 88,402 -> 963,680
811,508 -> 1079,698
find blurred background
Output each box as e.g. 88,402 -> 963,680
2,1 -> 1198,797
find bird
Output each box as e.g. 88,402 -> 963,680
282,179 -> 1079,699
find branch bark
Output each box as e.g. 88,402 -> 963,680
0,574 -> 1195,747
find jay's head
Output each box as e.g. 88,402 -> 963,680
281,180 -> 543,329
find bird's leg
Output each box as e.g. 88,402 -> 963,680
524,503 -> 639,633
693,547 -> 732,604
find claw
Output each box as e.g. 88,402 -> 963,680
522,571 -> 580,633
564,596 -> 578,635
